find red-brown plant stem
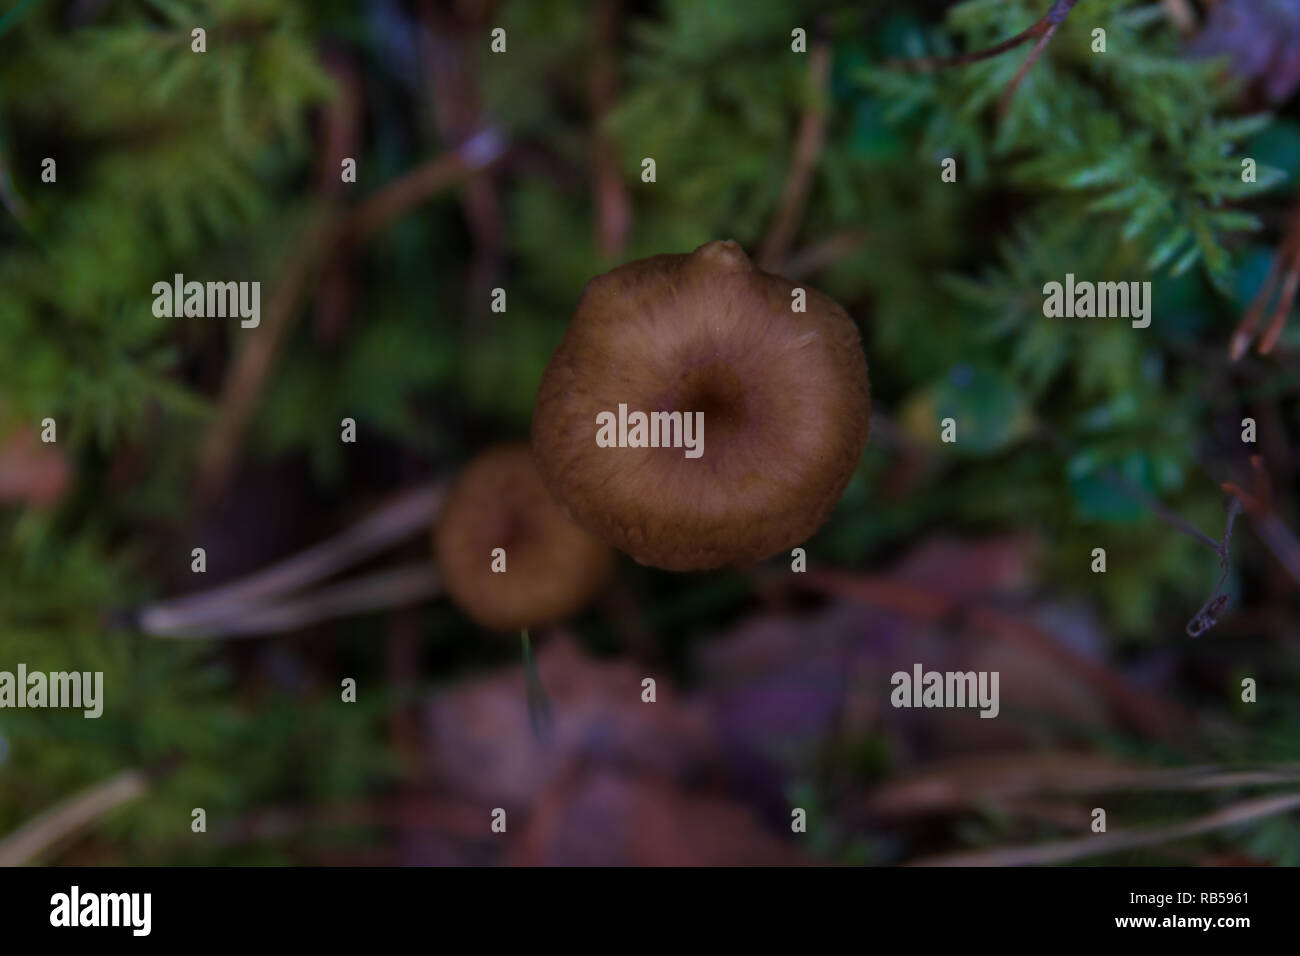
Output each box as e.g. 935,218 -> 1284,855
890,0 -> 1083,115
196,136 -> 503,500
780,230 -> 867,279
196,213 -> 338,501
313,53 -> 364,344
1231,196 -> 1300,359
759,21 -> 832,271
1222,455 -> 1300,586
591,0 -> 630,260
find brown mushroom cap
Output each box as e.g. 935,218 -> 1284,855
434,443 -> 612,631
532,240 -> 870,571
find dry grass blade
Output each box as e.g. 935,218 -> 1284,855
137,481 -> 445,636
0,770 -> 149,867
909,790 -> 1300,866
157,564 -> 441,639
862,752 -> 1300,820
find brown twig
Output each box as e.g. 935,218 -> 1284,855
1222,455 -> 1300,586
1096,463 -> 1223,553
196,210 -> 339,501
420,0 -> 507,308
758,20 -> 832,270
1185,496 -> 1243,637
344,137 -> 504,244
195,132 -> 505,500
997,20 -> 1060,117
314,52 -> 365,343
779,230 -> 868,279
591,0 -> 630,260
1092,449 -> 1298,634
890,0 -> 1082,116
1230,195 -> 1300,360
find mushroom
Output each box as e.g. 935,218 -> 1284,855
532,240 -> 870,571
433,443 -> 613,631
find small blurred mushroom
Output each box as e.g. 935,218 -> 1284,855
532,240 -> 870,571
433,443 -> 612,631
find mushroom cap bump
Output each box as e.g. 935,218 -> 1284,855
532,240 -> 871,571
434,444 -> 612,631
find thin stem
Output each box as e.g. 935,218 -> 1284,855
0,769 -> 149,866
151,565 -> 441,639
196,132 -> 505,499
195,214 -> 339,498
590,0 -> 629,260
1090,459 -> 1244,637
1098,465 -> 1222,553
997,21 -> 1058,117
780,230 -> 867,279
1222,455 -> 1300,587
890,0 -> 1083,115
1255,512 -> 1300,585
345,132 -> 505,244
861,758 -> 1300,822
1259,250 -> 1300,354
521,629 -> 553,741
1230,196 -> 1300,359
890,21 -> 1048,72
135,481 -> 444,636
1186,497 -> 1242,637
759,19 -> 831,270
909,789 -> 1300,866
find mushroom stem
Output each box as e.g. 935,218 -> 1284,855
521,628 -> 554,741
